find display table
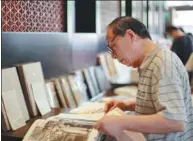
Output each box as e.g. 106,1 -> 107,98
1,90 -> 116,141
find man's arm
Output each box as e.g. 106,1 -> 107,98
104,100 -> 136,113
119,114 -> 185,134
123,101 -> 136,111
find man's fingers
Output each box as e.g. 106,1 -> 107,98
104,101 -> 114,113
108,102 -> 119,112
104,104 -> 109,113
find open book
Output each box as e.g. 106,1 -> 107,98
23,108 -> 146,141
23,113 -> 104,141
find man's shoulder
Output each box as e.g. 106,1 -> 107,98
174,33 -> 193,44
173,36 -> 186,47
151,48 -> 173,66
150,49 -> 184,75
155,48 -> 182,65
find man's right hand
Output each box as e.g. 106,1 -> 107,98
104,100 -> 136,114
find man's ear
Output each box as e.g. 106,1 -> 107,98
125,29 -> 136,41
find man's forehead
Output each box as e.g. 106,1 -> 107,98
106,28 -> 115,41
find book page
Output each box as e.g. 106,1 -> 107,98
31,82 -> 51,116
2,67 -> 30,120
68,75 -> 84,106
2,101 -> 11,131
2,90 -> 26,130
23,119 -> 48,141
48,113 -> 104,122
83,69 -> 97,97
23,113 -> 104,141
114,86 -> 138,97
89,66 -> 100,95
70,102 -> 105,114
59,77 -> 76,108
45,82 -> 60,108
100,95 -> 136,103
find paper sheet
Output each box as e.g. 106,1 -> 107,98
100,95 -> 136,103
31,82 -> 51,115
70,102 -> 105,114
2,90 -> 26,130
114,86 -> 138,97
2,67 -> 30,120
45,82 -> 60,108
48,113 -> 104,122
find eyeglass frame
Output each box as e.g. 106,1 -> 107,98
107,34 -> 118,54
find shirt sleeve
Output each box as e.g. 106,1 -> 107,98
152,51 -> 188,122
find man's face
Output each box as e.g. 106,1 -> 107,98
167,30 -> 177,40
106,28 -> 142,68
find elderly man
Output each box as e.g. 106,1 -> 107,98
94,16 -> 193,141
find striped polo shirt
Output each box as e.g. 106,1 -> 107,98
135,46 -> 193,141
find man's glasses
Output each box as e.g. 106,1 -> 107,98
107,35 -> 118,54
107,46 -> 113,54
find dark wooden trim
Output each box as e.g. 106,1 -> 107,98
119,0 -> 121,16
64,0 -> 67,32
75,0 -> 96,33
147,0 -> 149,29
126,0 -> 132,16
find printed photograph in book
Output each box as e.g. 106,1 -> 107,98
24,118 -> 95,141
